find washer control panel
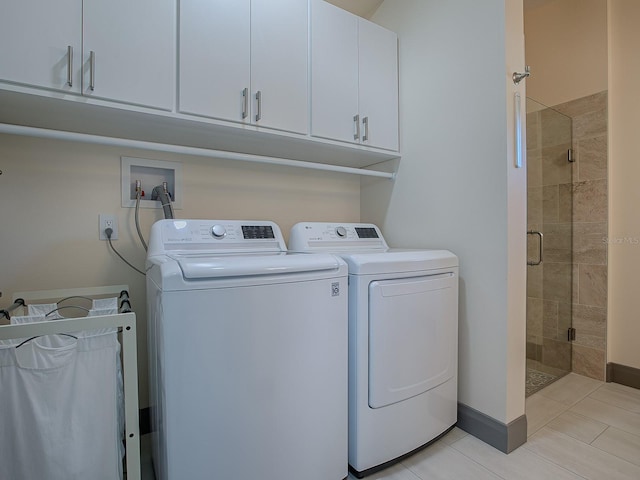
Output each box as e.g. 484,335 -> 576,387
289,222 -> 389,251
148,219 -> 286,255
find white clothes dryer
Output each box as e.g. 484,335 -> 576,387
289,222 -> 459,478
146,219 -> 348,480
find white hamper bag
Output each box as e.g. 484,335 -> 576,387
0,327 -> 123,480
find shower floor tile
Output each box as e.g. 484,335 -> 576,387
526,368 -> 558,396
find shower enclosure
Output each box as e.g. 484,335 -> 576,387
525,98 -> 573,396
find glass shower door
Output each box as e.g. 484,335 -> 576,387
525,98 -> 573,396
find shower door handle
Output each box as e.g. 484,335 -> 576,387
527,230 -> 543,266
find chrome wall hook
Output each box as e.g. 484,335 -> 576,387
513,65 -> 531,85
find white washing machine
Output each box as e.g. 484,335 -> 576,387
289,222 -> 459,478
146,219 -> 348,480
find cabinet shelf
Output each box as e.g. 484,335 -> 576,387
0,88 -> 399,176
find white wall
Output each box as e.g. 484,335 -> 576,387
524,0 -> 608,106
0,133 -> 361,405
365,0 -> 526,424
326,0 -> 383,18
607,0 -> 640,370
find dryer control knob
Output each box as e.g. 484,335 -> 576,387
336,226 -> 347,238
211,225 -> 227,238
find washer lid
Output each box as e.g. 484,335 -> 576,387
171,252 -> 343,278
342,249 -> 458,275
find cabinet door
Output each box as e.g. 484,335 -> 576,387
358,19 -> 399,151
310,0 -> 359,144
179,0 -> 251,122
0,0 -> 82,93
251,0 -> 308,134
83,0 -> 175,110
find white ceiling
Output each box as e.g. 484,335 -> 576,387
325,0 -> 384,19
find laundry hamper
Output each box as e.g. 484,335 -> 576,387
0,286 -> 140,480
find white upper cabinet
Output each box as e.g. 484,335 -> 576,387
0,0 -> 174,110
83,0 -> 175,110
0,0 -> 400,167
310,0 -> 359,145
251,0 -> 309,134
311,0 -> 399,151
179,0 -> 251,124
179,0 -> 308,135
0,0 -> 82,93
358,19 -> 399,152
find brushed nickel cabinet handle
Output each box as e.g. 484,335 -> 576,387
89,51 -> 95,91
255,90 -> 262,122
353,114 -> 360,141
362,116 -> 369,141
67,46 -> 73,87
242,88 -> 249,119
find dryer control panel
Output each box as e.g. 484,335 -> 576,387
289,222 -> 389,252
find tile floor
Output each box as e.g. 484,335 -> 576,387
139,373 -> 640,480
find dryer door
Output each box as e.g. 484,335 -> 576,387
368,272 -> 457,408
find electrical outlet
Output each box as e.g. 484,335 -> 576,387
99,214 -> 119,240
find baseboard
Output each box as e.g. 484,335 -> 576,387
607,362 -> 640,389
457,403 -> 527,453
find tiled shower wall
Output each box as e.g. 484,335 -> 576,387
527,91 -> 608,381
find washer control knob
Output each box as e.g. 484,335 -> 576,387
336,226 -> 347,238
211,225 -> 226,238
